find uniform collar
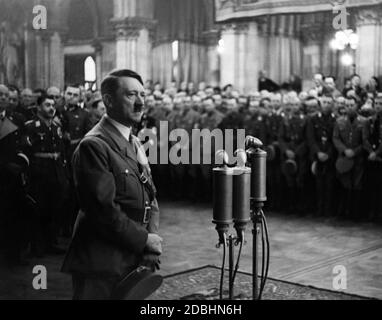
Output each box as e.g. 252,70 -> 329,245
105,114 -> 131,143
94,116 -> 137,163
0,110 -> 6,120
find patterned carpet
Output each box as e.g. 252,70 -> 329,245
150,266 -> 372,300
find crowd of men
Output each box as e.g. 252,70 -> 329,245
0,72 -> 381,266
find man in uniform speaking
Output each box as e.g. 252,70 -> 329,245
62,69 -> 163,300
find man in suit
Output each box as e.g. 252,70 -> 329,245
61,69 -> 162,300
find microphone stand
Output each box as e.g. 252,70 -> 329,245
251,200 -> 263,300
246,137 -> 268,300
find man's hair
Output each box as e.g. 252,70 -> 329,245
34,88 -> 47,96
324,76 -> 336,82
64,84 -> 81,91
37,94 -> 55,106
8,85 -> 20,94
345,96 -> 357,104
101,69 -> 143,97
223,84 -> 233,91
260,97 -> 271,105
321,94 -> 334,100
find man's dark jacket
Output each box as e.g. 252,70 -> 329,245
61,116 -> 159,278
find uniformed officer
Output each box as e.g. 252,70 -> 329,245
61,69 -> 162,300
333,97 -> 366,219
196,97 -> 224,202
61,85 -> 92,234
24,94 -> 69,256
0,84 -> 31,265
19,88 -> 37,121
278,97 -> 308,214
171,96 -> 201,200
62,85 -> 92,156
306,95 -> 337,216
218,99 -> 245,161
363,94 -> 382,221
6,86 -> 27,131
244,98 -> 268,143
88,91 -> 107,129
147,96 -> 173,199
265,94 -> 284,211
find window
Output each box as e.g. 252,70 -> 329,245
84,56 -> 96,90
172,40 -> 179,83
172,40 -> 179,62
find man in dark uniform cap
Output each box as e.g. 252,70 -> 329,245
333,97 -> 366,219
61,69 -> 162,300
24,94 -> 69,256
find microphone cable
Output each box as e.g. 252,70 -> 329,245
259,210 -> 270,300
232,230 -> 244,286
219,233 -> 227,300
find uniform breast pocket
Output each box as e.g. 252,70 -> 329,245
115,169 -> 142,201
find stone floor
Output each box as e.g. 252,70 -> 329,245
0,200 -> 381,300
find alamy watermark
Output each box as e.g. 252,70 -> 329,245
332,265 -> 347,290
32,5 -> 47,30
137,122 -> 246,166
32,265 -> 47,290
332,0 -> 349,31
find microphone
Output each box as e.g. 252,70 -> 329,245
245,136 -> 263,150
246,136 -> 267,203
213,150 -> 233,244
232,149 -> 251,241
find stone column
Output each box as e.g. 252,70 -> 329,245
24,24 -> 35,89
92,40 -> 103,89
356,7 -> 382,82
49,31 -> 65,89
301,23 -> 325,90
203,30 -> 220,87
111,17 -> 156,82
245,22 -> 260,93
220,22 -> 250,92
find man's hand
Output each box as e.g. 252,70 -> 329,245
286,150 -> 295,160
145,233 -> 163,255
317,152 -> 329,162
344,149 -> 355,158
368,152 -> 377,161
